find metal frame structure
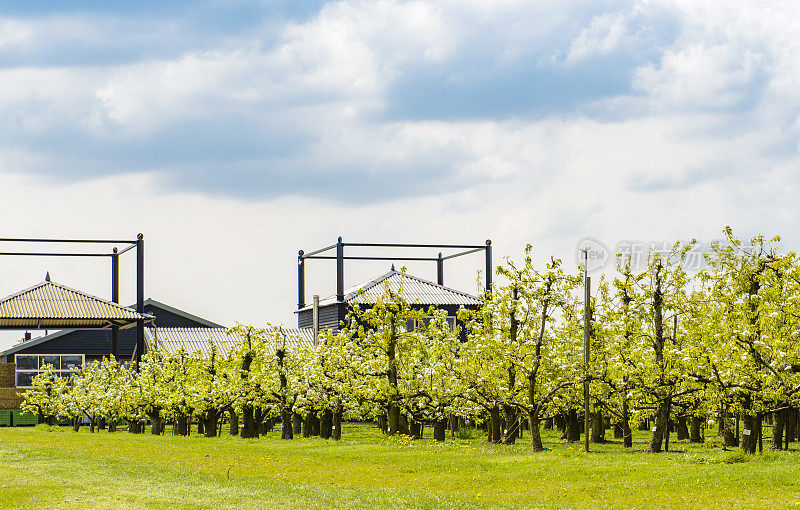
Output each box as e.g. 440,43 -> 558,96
0,235 -> 146,366
297,237 -> 492,309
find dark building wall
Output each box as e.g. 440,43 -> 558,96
298,304 -> 344,330
7,303 -> 214,358
298,302 -> 477,335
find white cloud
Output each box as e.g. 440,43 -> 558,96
1,0 -> 800,349
565,13 -> 629,66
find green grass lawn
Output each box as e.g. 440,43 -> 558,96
0,423 -> 798,509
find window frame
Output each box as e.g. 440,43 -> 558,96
14,353 -> 85,388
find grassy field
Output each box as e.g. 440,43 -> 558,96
0,423 -> 798,509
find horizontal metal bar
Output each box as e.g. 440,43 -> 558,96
115,243 -> 137,255
0,252 -> 112,257
302,243 -> 337,258
0,238 -> 137,244
442,247 -> 484,260
306,255 -> 440,261
342,242 -> 486,249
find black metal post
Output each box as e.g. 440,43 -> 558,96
336,236 -> 344,302
298,250 -> 305,309
135,233 -> 144,369
111,247 -> 119,359
485,240 -> 492,294
436,252 -> 444,285
584,273 -> 591,453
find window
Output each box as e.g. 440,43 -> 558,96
405,317 -> 456,333
14,354 -> 84,388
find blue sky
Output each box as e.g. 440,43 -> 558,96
0,0 -> 798,347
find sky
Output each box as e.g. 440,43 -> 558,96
1,0 -> 799,350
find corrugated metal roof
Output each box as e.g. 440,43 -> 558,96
299,269 -> 482,311
146,326 -> 316,356
0,280 -> 153,330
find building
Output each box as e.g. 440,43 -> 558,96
0,294 -> 221,388
296,267 -> 483,332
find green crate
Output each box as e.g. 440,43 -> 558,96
11,410 -> 37,426
0,410 -> 10,426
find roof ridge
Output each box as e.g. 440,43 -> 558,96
344,269 -> 396,301
0,279 -> 147,316
43,280 -> 147,314
393,271 -> 481,300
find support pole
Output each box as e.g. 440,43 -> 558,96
336,237 -> 344,302
298,251 -> 305,309
436,252 -> 444,285
584,248 -> 591,453
312,294 -> 320,344
135,233 -> 144,370
111,247 -> 119,359
485,240 -> 492,295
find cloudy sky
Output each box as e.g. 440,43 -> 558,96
0,0 -> 798,349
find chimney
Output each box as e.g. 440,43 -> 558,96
23,332 -> 31,342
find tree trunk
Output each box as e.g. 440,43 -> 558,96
241,405 -> 256,438
377,414 -> 387,434
503,405 -> 518,445
434,418 -> 447,442
387,404 -> 400,436
281,409 -> 294,439
320,409 -> 333,439
228,409 -> 239,436
676,416 -> 689,440
721,410 -> 736,448
565,409 -> 580,442
690,416 -> 702,443
408,419 -> 422,439
303,411 -> 316,438
740,396 -> 757,454
741,414 -> 757,454
449,414 -> 457,439
175,415 -> 189,436
591,411 -> 605,443
203,409 -> 218,438
543,417 -> 553,430
785,406 -> 796,448
197,420 -> 204,436
649,401 -> 667,453
72,416 -> 81,432
488,406 -> 502,444
621,398 -> 632,448
771,409 -> 785,449
555,413 -> 566,433
528,410 -> 543,452
292,412 -> 303,435
332,408 -> 342,440
148,410 -> 163,435
253,408 -> 262,438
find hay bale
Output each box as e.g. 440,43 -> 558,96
0,363 -> 15,388
0,388 -> 24,410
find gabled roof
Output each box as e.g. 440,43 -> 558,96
0,297 -> 221,357
298,269 -> 482,312
146,326 -> 315,356
0,279 -> 153,330
140,298 -> 223,328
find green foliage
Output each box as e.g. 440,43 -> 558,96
20,226 -> 800,457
